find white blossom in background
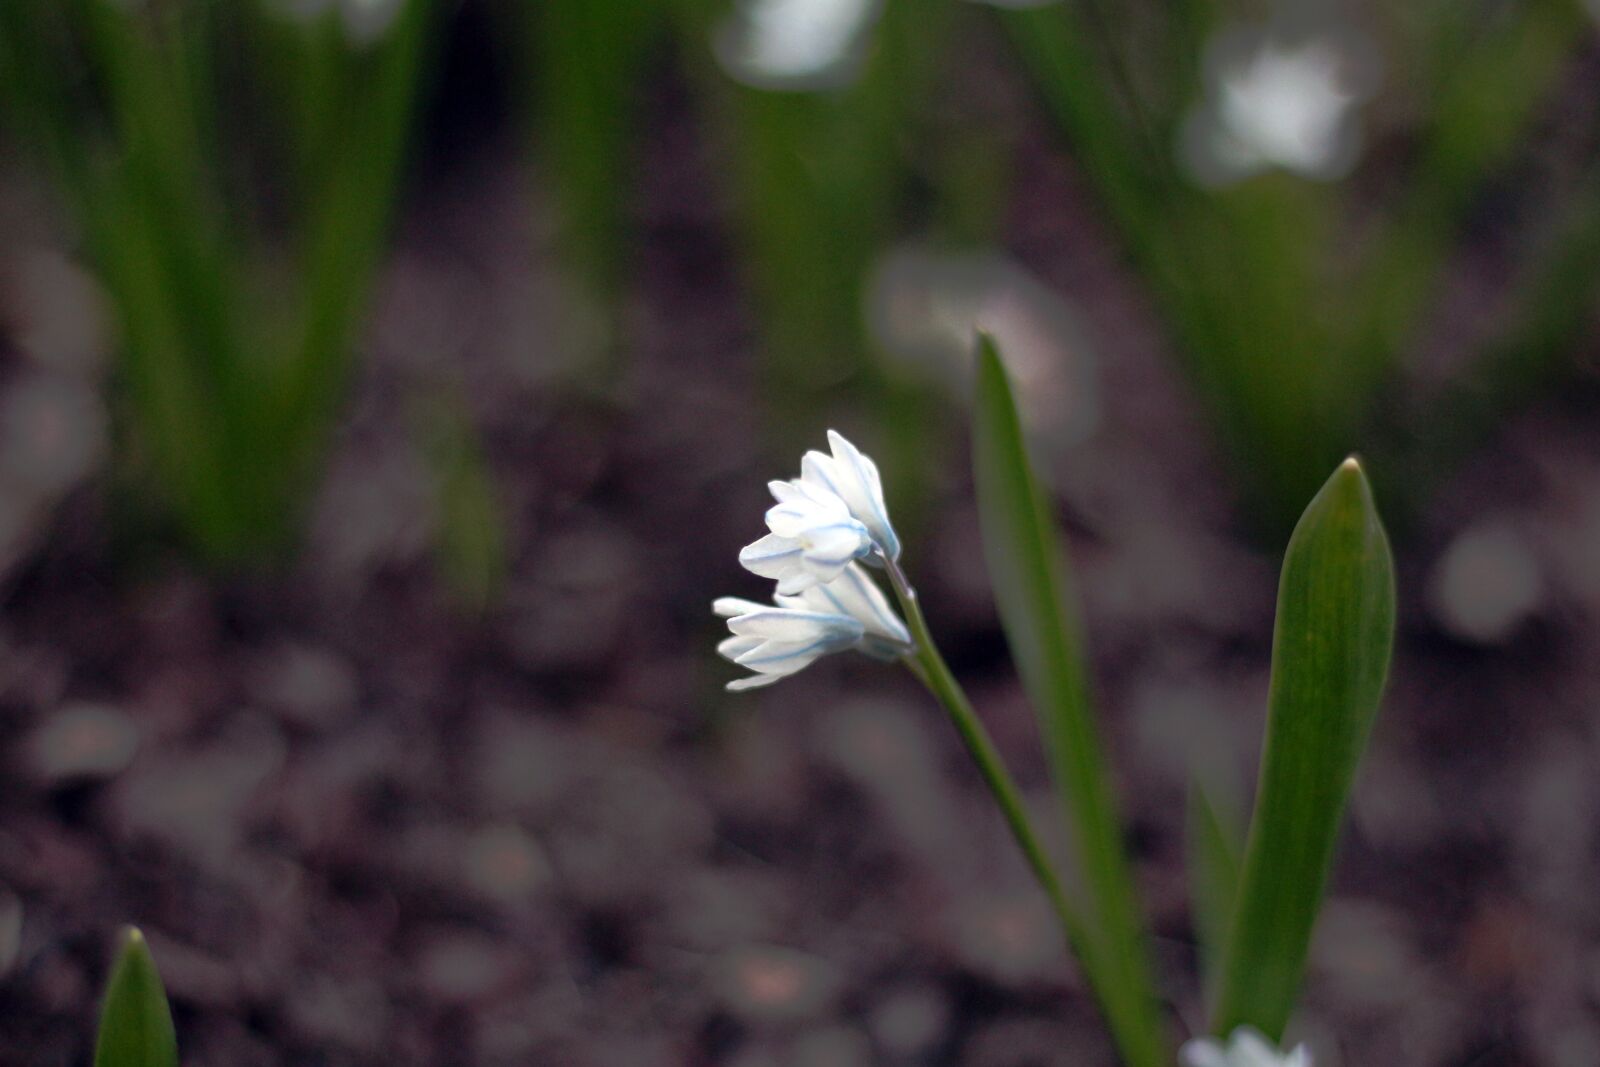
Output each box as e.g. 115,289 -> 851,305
1181,1027 -> 1313,1067
0,373 -> 108,497
1181,25 -> 1380,186
1427,517 -> 1544,644
714,0 -> 883,90
866,246 -> 1099,446
281,0 -> 403,45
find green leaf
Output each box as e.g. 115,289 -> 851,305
418,393 -> 508,613
1212,458 -> 1396,1040
94,927 -> 177,1067
1187,778 -> 1243,997
971,335 -> 1165,1067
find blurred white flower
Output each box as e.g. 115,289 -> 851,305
1181,1027 -> 1312,1067
1181,27 -> 1379,186
714,0 -> 883,90
0,372 -> 108,497
866,246 -> 1099,446
716,562 -> 911,689
281,0 -> 403,45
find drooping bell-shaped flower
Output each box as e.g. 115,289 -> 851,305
777,561 -> 910,660
716,562 -> 912,690
799,430 -> 901,562
1181,1027 -> 1313,1067
740,477 -> 873,595
715,597 -> 866,691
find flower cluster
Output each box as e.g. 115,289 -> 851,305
1182,1027 -> 1312,1067
717,431 -> 911,690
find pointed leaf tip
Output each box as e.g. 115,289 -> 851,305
95,925 -> 177,1067
1214,458 -> 1396,1040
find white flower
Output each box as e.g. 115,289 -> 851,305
800,429 -> 901,563
1180,28 -> 1378,186
716,562 -> 911,690
781,561 -> 911,659
739,430 -> 900,593
713,0 -> 883,91
715,596 -> 863,691
1181,1027 -> 1313,1067
740,477 -> 873,595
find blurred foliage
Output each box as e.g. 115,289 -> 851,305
1,0 -> 1596,562
523,0 -> 664,376
0,0 -> 431,564
416,389 -> 508,614
998,0 -> 1597,533
528,0 -> 1600,538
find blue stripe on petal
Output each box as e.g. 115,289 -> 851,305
735,635 -> 840,669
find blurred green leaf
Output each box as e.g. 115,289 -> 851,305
94,928 -> 177,1067
4,0 -> 433,563
531,0 -> 657,309
1187,778 -> 1243,997
418,395 -> 508,613
1344,0 -> 1586,379
972,335 -> 1165,1067
1213,459 -> 1396,1041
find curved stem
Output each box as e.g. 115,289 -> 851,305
883,554 -> 1088,950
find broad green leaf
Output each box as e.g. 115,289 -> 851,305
94,928 -> 177,1067
972,335 -> 1165,1067
1187,778 -> 1243,997
1213,459 -> 1396,1040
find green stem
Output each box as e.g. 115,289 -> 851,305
882,555 -> 1089,962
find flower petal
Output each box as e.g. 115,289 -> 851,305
1179,1040 -> 1230,1067
827,429 -> 899,559
739,532 -> 804,579
776,570 -> 819,595
717,635 -> 762,661
727,608 -> 862,643
714,597 -> 768,618
727,672 -> 785,691
798,563 -> 909,645
768,479 -> 801,503
800,522 -> 871,569
732,637 -> 834,673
